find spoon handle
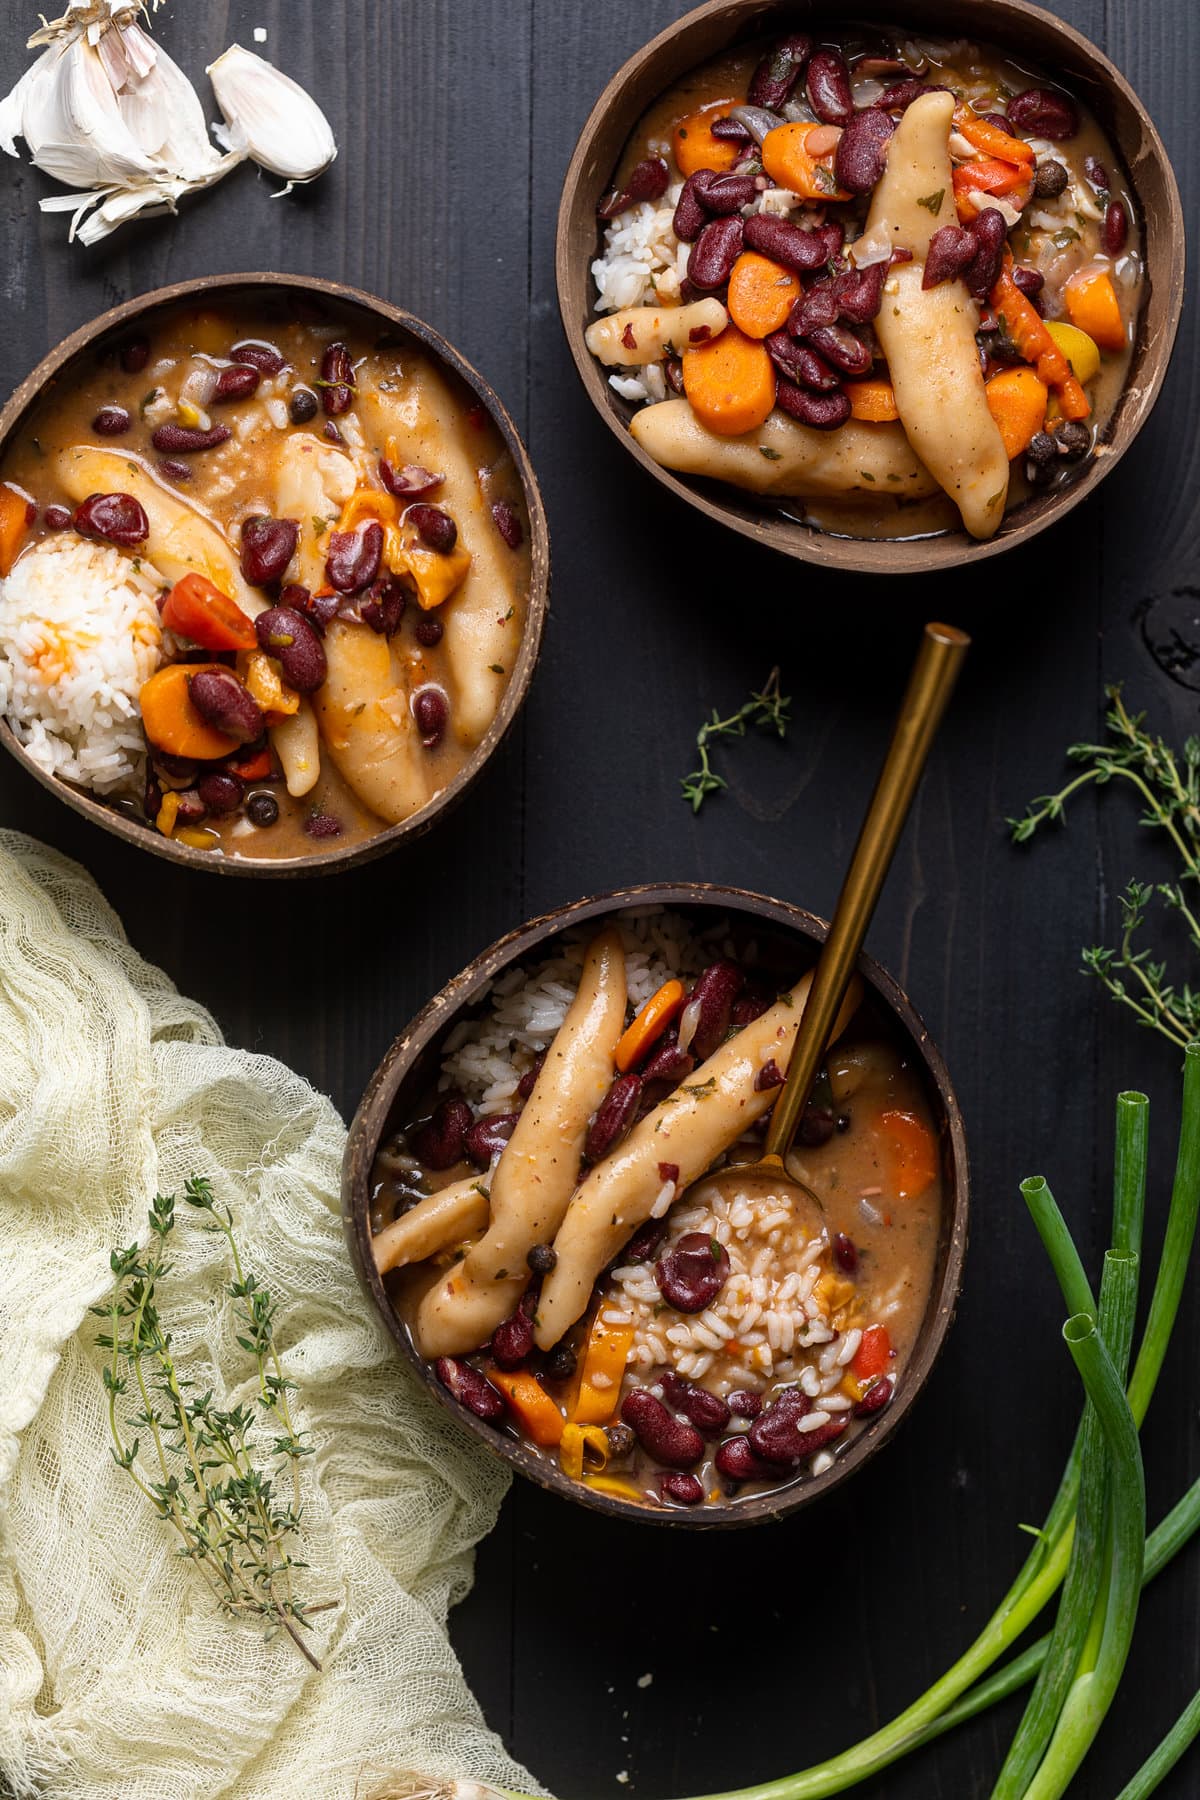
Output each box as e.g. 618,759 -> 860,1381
765,620 -> 970,1162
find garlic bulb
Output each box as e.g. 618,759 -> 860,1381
208,46 -> 337,191
0,2 -> 336,243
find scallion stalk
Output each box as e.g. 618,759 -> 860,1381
1114,1690 -> 1200,1799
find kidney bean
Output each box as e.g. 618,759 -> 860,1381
289,389 -> 319,424
120,333 -> 150,373
687,216 -> 745,291
491,500 -> 523,549
585,1073 -> 643,1163
320,341 -> 355,414
1085,154 -> 1110,190
775,382 -> 849,430
186,668 -> 264,744
639,1033 -> 695,1084
798,1102 -> 836,1146
325,421 -> 345,445
598,155 -> 670,219
414,613 -> 443,646
413,685 -> 449,748
754,1059 -> 784,1092
661,1371 -> 731,1436
254,605 -> 327,692
196,771 -> 243,814
715,1435 -> 778,1482
361,575 -> 408,637
73,492 -> 148,547
240,514 -> 299,587
854,1374 -> 895,1417
380,458 -> 444,499
787,281 -> 837,339
798,1417 -> 850,1455
466,1110 -> 521,1166
875,77 -> 942,112
963,207 -> 1008,300
151,423 -> 232,454
326,521 -> 383,594
834,107 -> 894,194
154,750 -> 200,781
1007,86 -> 1079,140
661,1471 -> 704,1505
806,48 -> 853,126
694,169 -> 759,215
517,1052 -> 547,1099
170,788 -> 206,825
711,114 -> 752,143
818,221 -> 845,261
731,985 -> 772,1025
491,1290 -> 537,1370
672,173 -> 710,243
624,1216 -> 669,1264
747,32 -> 812,109
740,217 -> 824,281
686,959 -> 744,1060
657,1232 -> 731,1313
436,1356 -> 506,1421
213,363 -> 261,404
834,1231 -> 859,1274
92,404 -> 131,436
1012,265 -> 1046,302
411,1096 -> 472,1170
231,339 -> 286,376
748,1387 -> 814,1464
408,503 -> 457,553
157,459 -> 193,483
621,1389 -> 704,1468
246,792 -> 279,827
43,504 -> 73,530
1104,200 -> 1128,256
728,1389 -> 763,1419
832,261 -> 886,324
307,811 -> 343,842
922,224 -> 977,290
805,322 -> 872,376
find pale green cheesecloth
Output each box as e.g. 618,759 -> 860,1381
0,830 -> 540,1800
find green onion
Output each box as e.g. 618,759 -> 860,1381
1115,1690 -> 1200,1799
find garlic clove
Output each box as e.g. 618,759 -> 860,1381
207,45 -> 336,189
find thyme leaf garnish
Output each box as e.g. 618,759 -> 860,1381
680,667 -> 791,813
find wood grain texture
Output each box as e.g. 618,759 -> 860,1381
0,1 -> 1196,1794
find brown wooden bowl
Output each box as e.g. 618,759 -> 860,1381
556,0 -> 1184,574
0,273 -> 549,876
343,883 -> 969,1528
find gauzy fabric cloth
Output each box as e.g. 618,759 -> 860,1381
0,831 -> 536,1800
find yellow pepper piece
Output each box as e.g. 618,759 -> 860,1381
155,790 -> 180,838
584,1473 -> 645,1504
1044,320 -> 1101,386
398,533 -> 473,611
175,826 -> 218,851
559,1423 -> 610,1481
571,1314 -> 635,1425
815,1270 -> 857,1317
242,650 -> 300,718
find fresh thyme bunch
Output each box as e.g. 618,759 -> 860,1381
680,668 -> 791,812
92,1176 -> 334,1667
1011,686 -> 1200,1050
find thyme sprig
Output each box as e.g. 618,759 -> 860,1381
91,1176 -> 334,1668
1009,686 -> 1200,1050
681,667 -> 791,812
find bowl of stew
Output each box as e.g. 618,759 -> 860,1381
343,884 -> 968,1526
556,0 -> 1184,573
0,274 -> 549,874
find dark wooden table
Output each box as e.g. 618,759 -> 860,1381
1,3 -> 1196,1795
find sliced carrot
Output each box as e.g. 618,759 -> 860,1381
985,366 -> 1049,459
845,379 -> 899,423
1065,267 -> 1126,354
139,663 -> 240,760
953,159 -> 1031,221
227,746 -> 274,782
161,572 -> 256,652
571,1313 -> 636,1425
761,121 -> 851,202
0,483 -> 35,578
853,1323 -> 892,1384
992,258 -> 1091,421
727,251 -> 802,339
879,1109 -> 939,1200
672,101 -> 741,178
952,104 -> 1035,166
615,978 -> 685,1073
683,324 -> 777,436
488,1367 -> 565,1446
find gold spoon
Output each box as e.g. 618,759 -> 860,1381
692,620 -> 970,1226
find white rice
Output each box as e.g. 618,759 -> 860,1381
0,537 -> 165,794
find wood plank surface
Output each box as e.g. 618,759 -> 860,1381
0,1 -> 1196,1793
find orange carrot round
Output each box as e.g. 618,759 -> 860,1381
879,1109 -> 939,1200
683,324 -> 777,436
985,366 -> 1049,459
845,379 -> 899,422
615,978 -> 686,1072
761,121 -> 851,202
1065,267 -> 1126,353
727,252 -> 802,339
0,483 -> 35,578
672,102 -> 740,178
140,663 -> 240,760
161,572 -> 257,652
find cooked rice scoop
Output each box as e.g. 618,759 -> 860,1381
0,536 -> 165,794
